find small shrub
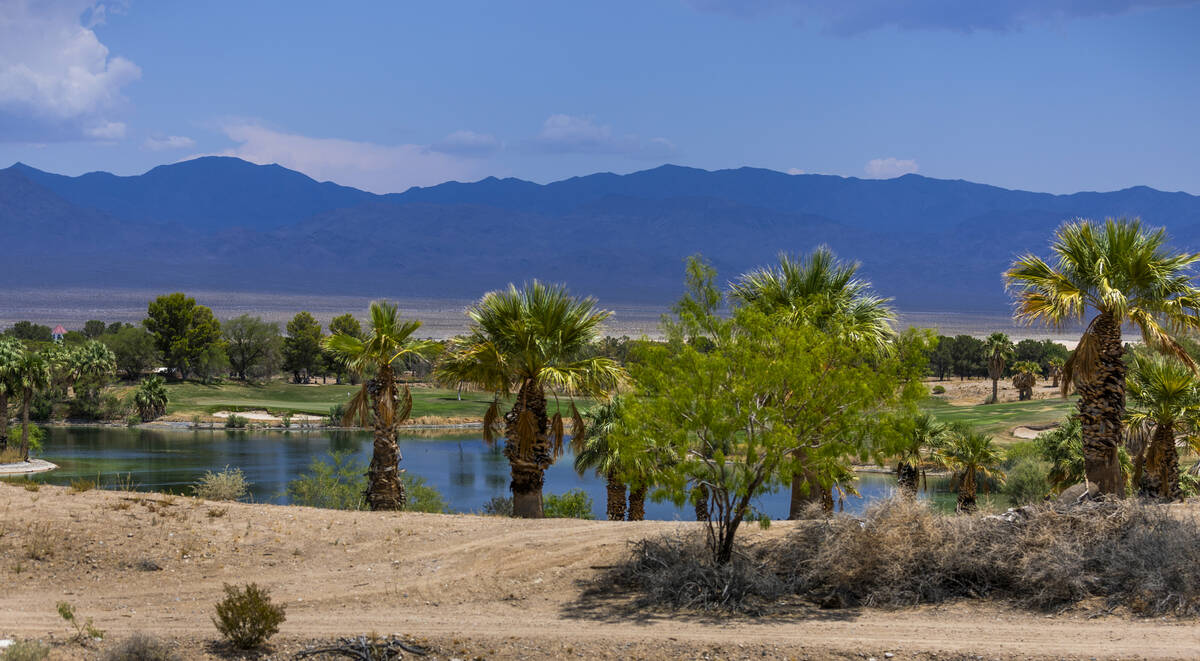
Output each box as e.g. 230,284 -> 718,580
482,495 -> 513,517
57,600 -> 104,642
207,506 -> 228,518
543,489 -> 595,519
23,480 -> 41,492
931,385 -> 946,394
224,414 -> 248,429
0,446 -> 22,464
125,413 -> 142,427
401,473 -> 449,513
101,633 -> 181,661
190,414 -> 202,427
193,467 -> 250,501
279,413 -> 292,429
286,451 -> 366,510
2,639 -> 50,661
1003,457 -> 1051,505
212,583 -> 286,649
326,403 -> 347,426
70,478 -> 95,493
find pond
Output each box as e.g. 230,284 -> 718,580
15,426 -> 976,518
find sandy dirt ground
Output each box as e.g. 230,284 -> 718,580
927,377 -> 1064,406
3,485 -> 1199,660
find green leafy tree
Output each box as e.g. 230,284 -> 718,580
143,293 -> 223,380
0,337 -> 23,452
949,334 -> 986,379
931,423 -> 1006,513
436,282 -> 625,518
728,247 -> 897,517
983,332 -> 1015,403
14,349 -> 50,460
1126,351 -> 1200,501
82,320 -> 106,339
6,321 -> 52,342
101,325 -> 160,380
1007,218 -> 1200,497
223,315 -> 282,381
574,397 -> 654,520
326,313 -> 363,384
929,336 -> 954,380
615,260 -> 925,564
282,312 -> 323,383
323,302 -> 440,511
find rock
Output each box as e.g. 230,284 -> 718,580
1056,483 -> 1090,505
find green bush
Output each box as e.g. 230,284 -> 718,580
224,414 -> 248,429
193,466 -> 250,501
482,495 -> 513,516
1004,441 -> 1041,465
2,639 -> 50,661
101,633 -> 181,661
543,489 -> 596,519
931,385 -> 946,394
402,473 -> 449,513
286,451 -> 366,510
326,403 -> 347,426
211,583 -> 286,649
1002,457 -> 1051,505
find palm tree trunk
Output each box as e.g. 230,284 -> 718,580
1076,313 -> 1126,498
1140,423 -> 1181,501
364,369 -> 406,511
896,461 -> 919,497
604,470 -> 627,521
627,484 -> 646,521
990,377 -> 999,404
504,379 -> 549,518
20,390 -> 31,461
692,484 -> 709,521
957,471 -> 976,513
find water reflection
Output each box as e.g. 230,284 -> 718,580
22,427 -> 964,519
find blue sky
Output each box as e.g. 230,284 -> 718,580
2,0 -> 1199,194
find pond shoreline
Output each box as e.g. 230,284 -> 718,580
0,458 -> 58,475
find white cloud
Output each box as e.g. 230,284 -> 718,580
528,114 -> 676,159
787,167 -> 805,175
0,1 -> 141,142
865,157 -> 919,178
430,129 -> 501,156
207,122 -> 478,193
144,135 -> 196,151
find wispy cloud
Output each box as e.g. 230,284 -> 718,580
204,122 -> 478,193
686,0 -> 1198,34
0,1 -> 141,142
865,157 -> 919,178
430,129 -> 502,157
526,114 -> 676,159
144,135 -> 196,151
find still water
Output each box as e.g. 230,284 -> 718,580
22,427 -> 961,519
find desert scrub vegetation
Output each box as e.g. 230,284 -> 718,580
2,639 -> 50,661
603,498 -> 1200,615
543,489 -> 596,519
101,633 -> 181,661
285,451 -> 448,512
212,583 -> 286,649
193,466 -> 250,501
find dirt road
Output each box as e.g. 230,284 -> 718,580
1,484 -> 1197,660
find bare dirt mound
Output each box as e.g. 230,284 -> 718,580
2,484 -> 1199,659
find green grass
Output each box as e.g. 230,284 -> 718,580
163,380 -> 593,420
922,396 -> 1075,443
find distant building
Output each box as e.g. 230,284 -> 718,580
51,325 -> 66,342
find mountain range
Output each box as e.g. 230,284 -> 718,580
3,156 -> 1200,312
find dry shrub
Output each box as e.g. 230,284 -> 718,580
101,632 -> 181,661
2,639 -> 50,661
193,467 -> 249,502
212,583 -> 286,649
607,498 -> 1200,616
24,522 -> 55,561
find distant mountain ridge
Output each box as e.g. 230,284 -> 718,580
3,157 -> 1200,312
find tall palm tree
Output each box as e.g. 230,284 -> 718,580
0,337 -> 24,453
574,397 -> 655,520
1126,352 -> 1200,501
892,413 -> 947,497
983,332 -> 1014,404
14,350 -> 50,461
931,423 -> 1006,513
1006,218 -> 1200,497
1047,356 -> 1065,389
69,341 -> 117,403
728,247 -> 894,518
436,282 -> 625,518
323,302 -> 441,511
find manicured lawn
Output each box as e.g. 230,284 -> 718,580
162,380 -> 594,419
922,396 -> 1075,443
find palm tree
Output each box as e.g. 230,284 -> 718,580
0,337 -> 24,453
14,350 -> 50,461
931,424 -> 1006,513
1047,357 -> 1065,389
1006,218 -> 1200,497
436,282 -> 625,518
1011,360 -> 1041,401
983,333 -> 1014,403
134,375 -> 169,421
323,302 -> 441,511
69,341 -> 117,404
1126,352 -> 1200,501
892,413 -> 947,497
728,247 -> 894,518
574,397 -> 655,520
